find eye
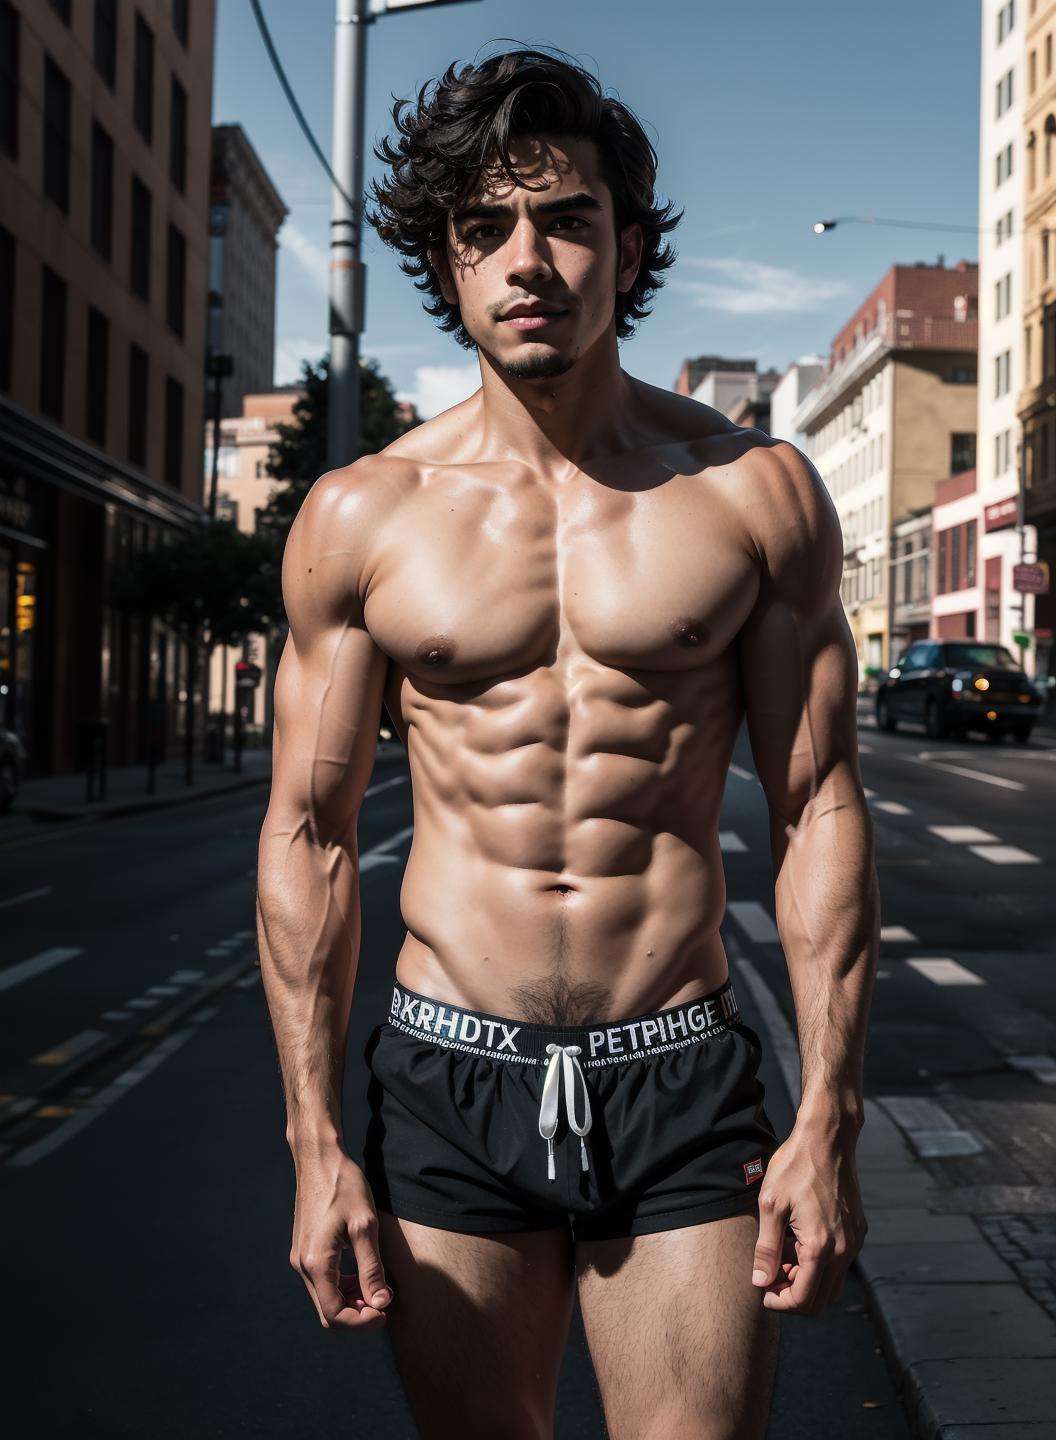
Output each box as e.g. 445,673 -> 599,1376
551,216 -> 589,230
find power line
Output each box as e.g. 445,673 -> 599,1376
247,0 -> 358,214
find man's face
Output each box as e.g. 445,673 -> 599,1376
431,134 -> 642,381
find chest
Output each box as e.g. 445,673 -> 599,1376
362,470 -> 760,685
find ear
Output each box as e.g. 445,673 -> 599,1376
615,222 -> 644,295
428,245 -> 457,306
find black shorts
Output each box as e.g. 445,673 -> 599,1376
362,975 -> 779,1242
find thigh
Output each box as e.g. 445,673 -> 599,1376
377,1212 -> 575,1440
576,1211 -> 780,1440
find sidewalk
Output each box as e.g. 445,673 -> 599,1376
855,1098 -> 1056,1437
3,747 -> 273,837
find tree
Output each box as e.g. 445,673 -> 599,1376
113,522 -> 280,785
258,353 -> 419,551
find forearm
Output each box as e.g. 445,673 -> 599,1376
256,812 -> 361,1157
771,776 -> 879,1132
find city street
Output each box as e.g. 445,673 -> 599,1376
3,720 -> 1053,1436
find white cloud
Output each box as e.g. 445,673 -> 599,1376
280,221 -> 330,297
674,258 -> 850,315
274,336 -> 325,386
400,362 -> 480,419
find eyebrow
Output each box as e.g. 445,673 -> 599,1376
451,191 -> 604,227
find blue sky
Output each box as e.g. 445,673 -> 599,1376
214,0 -> 982,416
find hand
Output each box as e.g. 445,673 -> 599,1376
290,1149 -> 394,1332
750,1121 -> 867,1316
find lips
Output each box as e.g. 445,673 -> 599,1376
499,304 -> 568,331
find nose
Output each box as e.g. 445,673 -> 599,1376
505,215 -> 552,288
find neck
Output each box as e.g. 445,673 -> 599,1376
472,325 -> 639,476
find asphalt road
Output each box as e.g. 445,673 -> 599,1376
4,715 -> 1052,1436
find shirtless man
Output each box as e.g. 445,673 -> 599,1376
256,46 -> 877,1440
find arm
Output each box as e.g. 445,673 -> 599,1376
256,461 -> 393,1332
736,442 -> 878,1316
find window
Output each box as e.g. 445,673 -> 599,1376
951,433 -> 977,473
947,364 -> 977,384
966,520 -> 977,589
173,0 -> 190,46
1048,32 -> 1053,77
40,265 -> 67,422
43,55 -> 71,213
169,75 -> 187,192
995,272 -> 1012,320
94,0 -> 118,89
164,376 -> 184,488
130,175 -> 152,300
994,349 -> 1012,397
1032,47 -> 1038,92
996,68 -> 1014,116
133,12 -> 155,144
128,343 -> 149,466
86,306 -> 110,446
91,121 -> 114,261
166,224 -> 186,337
0,2 -> 18,160
951,526 -> 962,590
0,224 -> 13,393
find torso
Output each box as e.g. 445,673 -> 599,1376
361,384 -> 771,1024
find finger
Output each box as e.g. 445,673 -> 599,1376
348,1213 -> 392,1310
762,1251 -> 826,1312
303,1254 -> 386,1332
752,1193 -> 790,1287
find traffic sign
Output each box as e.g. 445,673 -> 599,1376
235,661 -> 263,689
1013,561 -> 1050,595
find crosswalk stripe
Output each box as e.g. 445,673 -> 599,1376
906,957 -> 986,986
874,800 -> 911,815
928,825 -> 998,844
719,832 -> 747,853
0,947 -> 83,994
968,844 -> 1042,865
727,902 -> 780,943
880,925 -> 917,942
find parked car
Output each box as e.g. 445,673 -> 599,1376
876,639 -> 1044,742
0,727 -> 25,813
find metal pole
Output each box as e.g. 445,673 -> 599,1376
328,0 -> 370,471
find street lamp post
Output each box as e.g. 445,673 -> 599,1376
326,0 -> 482,472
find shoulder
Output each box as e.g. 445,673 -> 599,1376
724,437 -> 843,612
283,454 -> 417,620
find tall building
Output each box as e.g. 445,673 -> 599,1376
1019,0 -> 1055,684
792,261 -> 979,676
678,356 -> 780,428
204,387 -> 302,739
0,0 -> 216,773
208,125 -> 288,421
769,357 -> 826,446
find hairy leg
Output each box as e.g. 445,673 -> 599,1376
576,1212 -> 780,1440
376,1213 -> 575,1440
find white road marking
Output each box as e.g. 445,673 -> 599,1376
0,885 -> 54,911
862,787 -> 877,798
8,1029 -> 197,1168
146,985 -> 181,997
969,844 -> 1042,865
911,756 -> 1025,792
719,832 -> 747,853
168,969 -> 205,984
728,764 -> 754,781
727,902 -> 780,944
880,925 -> 918,942
231,930 -> 255,940
125,997 -> 160,1010
32,1030 -> 107,1066
101,1010 -> 132,1022
365,775 -> 409,797
731,955 -> 801,1106
205,947 -> 230,957
906,957 -> 986,986
928,825 -> 999,845
192,1005 -> 219,1024
0,947 -> 83,994
359,825 -> 415,873
857,743 -> 874,753
874,800 -> 911,815
1005,1054 -> 1056,1085
235,970 -> 261,989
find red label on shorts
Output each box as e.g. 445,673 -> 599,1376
743,1156 -> 765,1184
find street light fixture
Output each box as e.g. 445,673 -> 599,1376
811,215 -> 993,236
327,0 -> 483,472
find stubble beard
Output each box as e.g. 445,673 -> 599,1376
496,346 -> 578,382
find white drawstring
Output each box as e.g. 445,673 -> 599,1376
537,1043 -> 593,1181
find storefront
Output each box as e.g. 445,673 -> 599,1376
0,397 -> 204,776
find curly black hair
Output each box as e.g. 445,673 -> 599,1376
363,45 -> 684,349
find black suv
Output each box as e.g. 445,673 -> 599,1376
876,640 -> 1043,742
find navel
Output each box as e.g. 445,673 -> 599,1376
415,634 -> 456,667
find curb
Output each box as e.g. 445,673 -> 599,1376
12,769 -> 272,823
854,1096 -> 1056,1436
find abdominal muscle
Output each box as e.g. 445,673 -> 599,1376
389,669 -> 739,1026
